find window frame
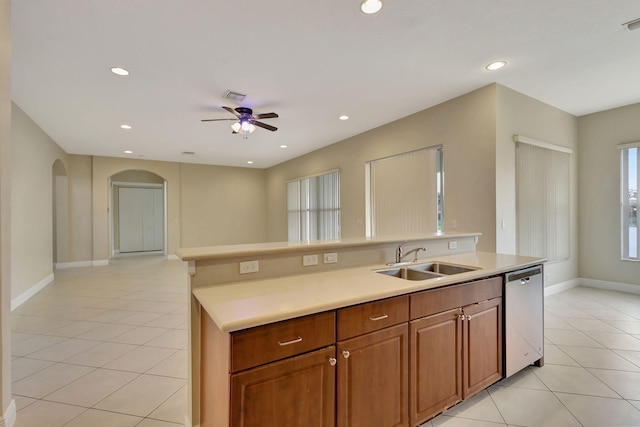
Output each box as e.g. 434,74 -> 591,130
619,142 -> 639,261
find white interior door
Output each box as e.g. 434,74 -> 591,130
118,187 -> 164,253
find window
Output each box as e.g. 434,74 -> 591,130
515,135 -> 571,263
287,171 -> 340,241
366,146 -> 443,237
620,143 -> 639,260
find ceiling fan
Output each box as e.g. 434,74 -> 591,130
202,106 -> 278,134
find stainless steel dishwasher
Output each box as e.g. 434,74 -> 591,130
505,265 -> 544,377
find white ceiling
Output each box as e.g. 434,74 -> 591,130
10,1 -> 640,168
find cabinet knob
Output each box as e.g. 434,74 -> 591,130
459,314 -> 465,320
329,357 -> 337,366
342,350 -> 350,359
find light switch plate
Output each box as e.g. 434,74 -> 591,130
324,253 -> 338,264
448,241 -> 457,250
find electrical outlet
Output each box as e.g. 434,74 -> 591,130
303,255 -> 318,266
324,253 -> 338,264
240,260 -> 259,274
451,219 -> 458,229
448,241 -> 457,250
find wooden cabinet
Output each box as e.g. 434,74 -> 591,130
410,308 -> 462,423
409,277 -> 502,426
230,346 -> 336,427
200,275 -> 507,427
462,297 -> 502,398
336,296 -> 409,427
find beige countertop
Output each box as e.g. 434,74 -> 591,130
177,232 -> 480,261
193,251 -> 544,332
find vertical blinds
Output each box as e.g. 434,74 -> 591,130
369,147 -> 439,237
287,171 -> 340,241
515,137 -> 571,262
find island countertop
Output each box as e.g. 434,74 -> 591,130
193,251 -> 544,333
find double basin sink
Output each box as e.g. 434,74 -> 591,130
375,261 -> 478,281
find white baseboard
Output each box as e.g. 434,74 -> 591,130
11,274 -> 54,311
0,398 -> 16,427
544,278 -> 580,297
92,259 -> 109,266
580,278 -> 640,295
54,260 -> 93,269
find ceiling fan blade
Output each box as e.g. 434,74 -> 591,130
222,106 -> 241,118
254,112 -> 278,119
201,118 -> 237,122
252,120 -> 278,132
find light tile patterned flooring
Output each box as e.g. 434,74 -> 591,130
10,256 -> 640,426
11,256 -> 188,427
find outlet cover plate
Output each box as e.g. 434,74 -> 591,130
303,255 -> 318,266
240,260 -> 259,274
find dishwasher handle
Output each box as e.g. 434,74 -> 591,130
507,266 -> 542,283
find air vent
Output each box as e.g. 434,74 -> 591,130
182,151 -> 195,156
223,90 -> 247,102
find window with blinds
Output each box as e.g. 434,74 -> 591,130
287,171 -> 340,241
515,136 -> 571,263
620,143 -> 639,260
366,146 -> 443,237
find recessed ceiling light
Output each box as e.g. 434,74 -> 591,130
361,0 -> 382,14
124,150 -> 133,154
120,124 -> 132,130
486,61 -> 507,71
110,67 -> 129,76
280,145 -> 288,149
339,115 -> 349,121
247,161 -> 254,165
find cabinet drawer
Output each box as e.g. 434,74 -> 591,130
230,311 -> 335,372
410,277 -> 502,320
337,295 -> 409,340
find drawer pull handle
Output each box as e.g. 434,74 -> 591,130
329,357 -> 337,366
369,314 -> 389,321
277,336 -> 303,346
342,350 -> 350,359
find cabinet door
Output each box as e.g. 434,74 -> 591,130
462,297 -> 503,399
409,308 -> 462,425
230,346 -> 336,427
337,323 -> 409,427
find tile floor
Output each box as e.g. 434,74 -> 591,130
11,255 -> 188,427
10,256 -> 640,426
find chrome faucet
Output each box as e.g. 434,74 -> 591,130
404,247 -> 427,262
395,241 -> 408,263
393,242 -> 427,264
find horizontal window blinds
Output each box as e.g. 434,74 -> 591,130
515,138 -> 571,262
369,147 -> 439,237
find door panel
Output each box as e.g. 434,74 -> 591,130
118,187 -> 164,253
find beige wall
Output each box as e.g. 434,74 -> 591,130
179,163 -> 267,247
67,155 -> 93,262
0,0 -> 12,416
495,85 -> 579,287
11,103 -> 68,297
91,157 -> 181,261
266,85 -> 498,252
578,103 -> 640,286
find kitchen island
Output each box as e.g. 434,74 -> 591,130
178,234 -> 544,427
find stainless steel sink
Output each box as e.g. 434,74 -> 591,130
375,268 -> 442,281
375,261 -> 478,281
410,262 -> 478,275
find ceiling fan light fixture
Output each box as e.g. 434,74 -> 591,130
624,18 -> 640,31
231,122 -> 241,133
361,0 -> 382,14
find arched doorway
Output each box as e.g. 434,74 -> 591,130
110,170 -> 167,257
52,159 -> 68,267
